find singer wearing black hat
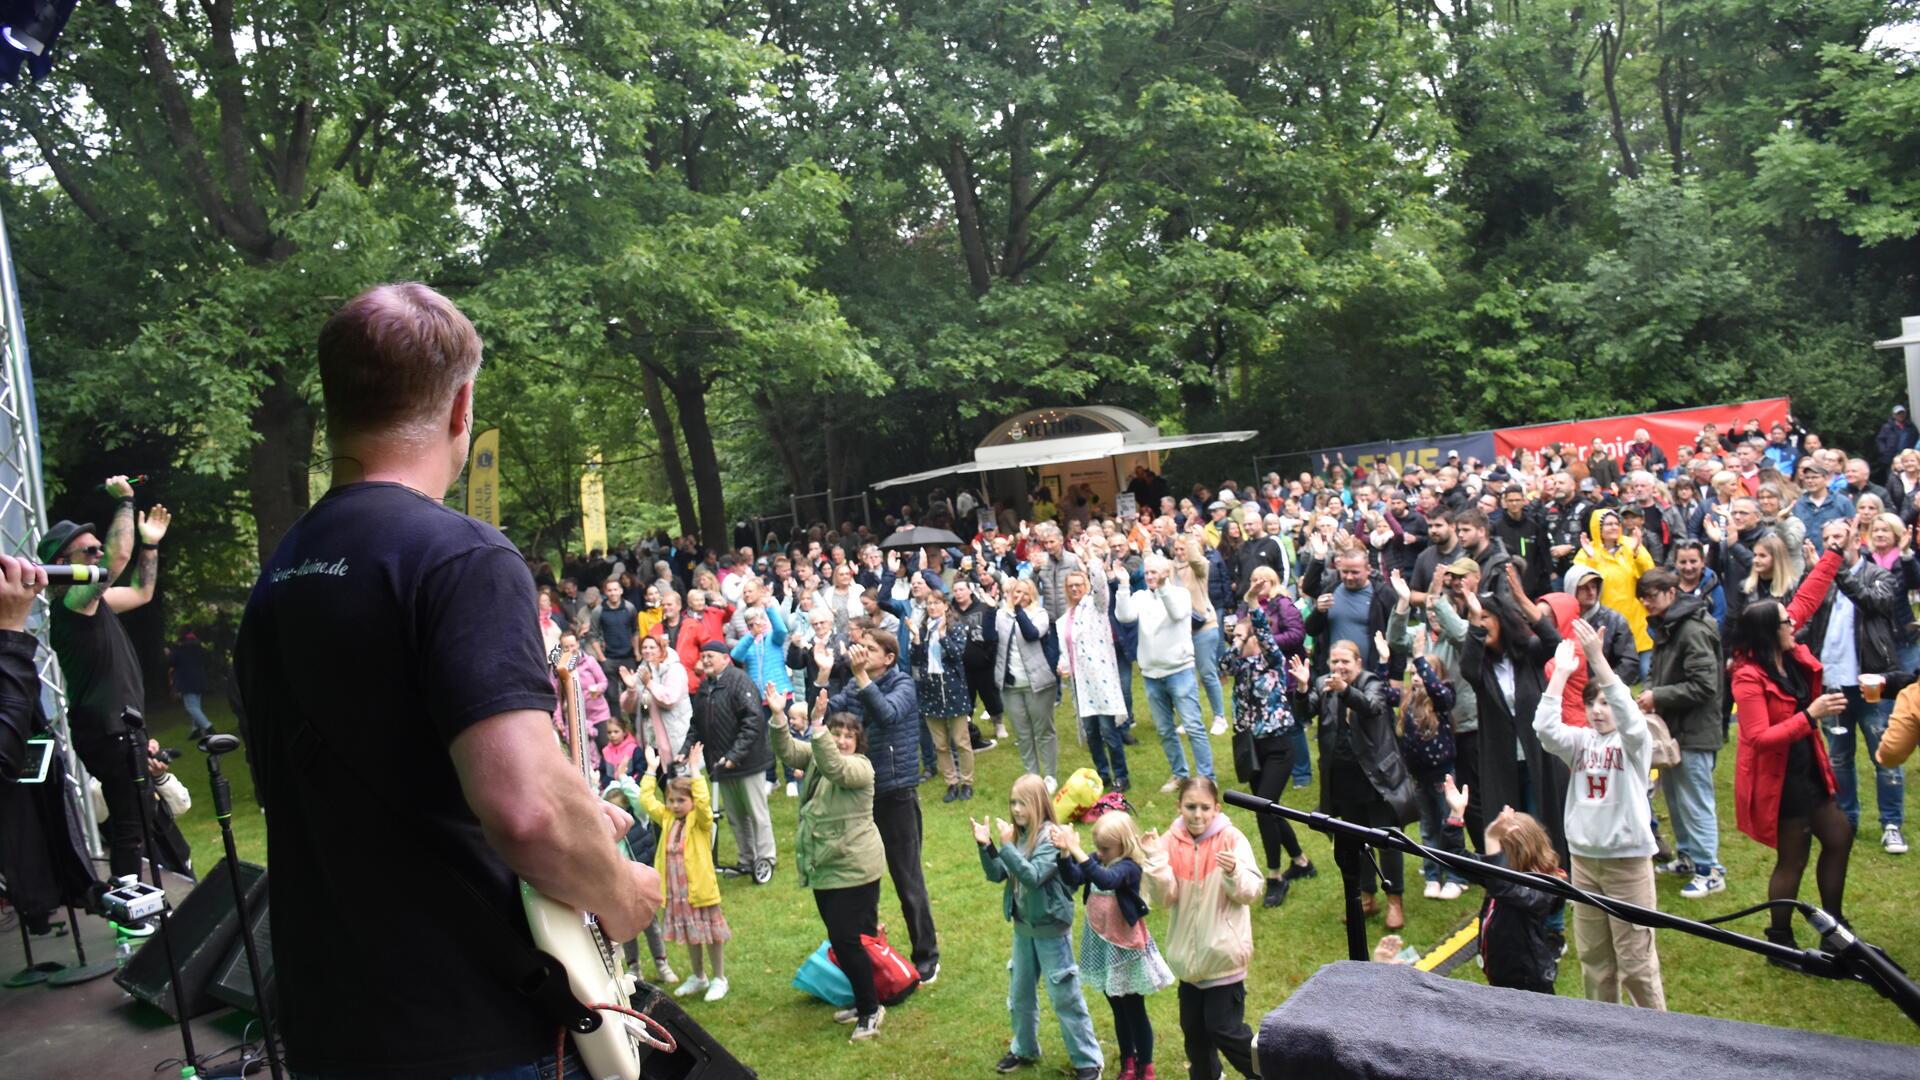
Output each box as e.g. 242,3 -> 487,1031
41,474 -> 172,891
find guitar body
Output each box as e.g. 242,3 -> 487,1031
522,645 -> 650,1080
522,884 -> 645,1080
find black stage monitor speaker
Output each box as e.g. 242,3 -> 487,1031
632,981 -> 758,1079
1257,960 -> 1919,1080
113,859 -> 266,1021
206,887 -> 272,1016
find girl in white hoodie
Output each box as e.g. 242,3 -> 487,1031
1533,618 -> 1666,1010
1141,777 -> 1264,1079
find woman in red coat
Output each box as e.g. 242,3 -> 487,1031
1729,541 -> 1852,952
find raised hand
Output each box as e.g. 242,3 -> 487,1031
1287,655 -> 1312,689
1552,636 -> 1580,674
1140,828 -> 1162,857
1410,624 -> 1428,660
1443,774 -> 1469,818
971,817 -> 992,846
619,665 -> 640,689
138,505 -> 172,545
1389,568 -> 1409,602
765,682 -> 784,712
1216,848 -> 1238,876
812,689 -> 829,722
1372,630 -> 1391,663
1570,617 -> 1606,668
997,818 -> 1017,846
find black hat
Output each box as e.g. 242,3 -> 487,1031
700,641 -> 730,655
36,520 -> 96,563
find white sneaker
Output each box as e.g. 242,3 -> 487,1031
1209,717 -> 1228,737
995,723 -> 1009,741
850,1004 -> 885,1041
786,780 -> 799,798
1438,882 -> 1465,901
763,777 -> 776,795
1679,869 -> 1726,899
1883,824 -> 1909,854
833,1006 -> 861,1024
703,976 -> 729,1002
1159,777 -> 1181,794
673,975 -> 709,998
1423,880 -> 1442,900
1044,775 -> 1057,795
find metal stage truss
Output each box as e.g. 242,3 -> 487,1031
0,203 -> 97,857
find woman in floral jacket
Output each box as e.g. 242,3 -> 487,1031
1224,584 -> 1316,908
1059,556 -> 1132,792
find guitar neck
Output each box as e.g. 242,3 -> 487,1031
554,653 -> 594,787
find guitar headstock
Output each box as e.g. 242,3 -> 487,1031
548,644 -> 581,672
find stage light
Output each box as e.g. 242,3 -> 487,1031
1,1 -> 81,84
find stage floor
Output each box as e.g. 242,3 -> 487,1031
0,862 -> 270,1078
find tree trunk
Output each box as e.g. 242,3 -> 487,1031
940,137 -> 994,297
752,390 -> 812,505
666,370 -> 728,550
247,364 -> 314,563
640,365 -> 699,537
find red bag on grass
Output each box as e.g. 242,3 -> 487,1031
828,927 -> 920,1006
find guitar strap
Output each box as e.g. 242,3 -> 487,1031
260,611 -> 599,1035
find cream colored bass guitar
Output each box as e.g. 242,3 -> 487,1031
522,646 -> 673,1079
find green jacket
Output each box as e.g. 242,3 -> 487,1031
1647,593 -> 1724,752
979,831 -> 1075,937
770,723 -> 884,891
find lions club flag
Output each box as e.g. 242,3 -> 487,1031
580,450 -> 607,553
466,428 -> 501,527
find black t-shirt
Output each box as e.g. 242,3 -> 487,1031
233,483 -> 557,1076
49,594 -> 144,744
596,600 -> 639,659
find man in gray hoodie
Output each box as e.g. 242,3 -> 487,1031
1115,553 -> 1213,789
1560,564 -> 1640,686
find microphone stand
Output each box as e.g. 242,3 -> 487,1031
200,733 -> 285,1080
122,709 -> 202,1076
1221,789 -> 1920,1028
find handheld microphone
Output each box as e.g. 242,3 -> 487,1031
40,564 -> 109,584
93,475 -> 148,493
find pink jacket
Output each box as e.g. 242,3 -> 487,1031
1142,814 -> 1262,986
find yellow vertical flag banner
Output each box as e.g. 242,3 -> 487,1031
466,427 -> 501,527
580,449 -> 607,553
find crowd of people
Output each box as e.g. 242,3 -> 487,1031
513,408 -> 1920,1076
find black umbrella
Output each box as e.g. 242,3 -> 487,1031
878,525 -> 964,551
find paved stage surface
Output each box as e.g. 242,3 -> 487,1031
0,861 -> 272,1077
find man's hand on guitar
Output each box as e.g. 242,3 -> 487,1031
600,862 -> 665,944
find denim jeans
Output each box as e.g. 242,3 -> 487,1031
180,692 -> 212,735
1081,713 -> 1130,789
1828,686 -> 1905,830
1143,667 -> 1213,780
1289,722 -> 1314,786
1007,930 -> 1103,1069
1636,648 -> 1652,683
1662,749 -> 1721,871
1193,623 -> 1226,722
1413,775 -> 1468,885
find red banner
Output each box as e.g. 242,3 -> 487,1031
1492,397 -> 1792,465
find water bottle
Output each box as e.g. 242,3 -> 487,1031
115,937 -> 133,968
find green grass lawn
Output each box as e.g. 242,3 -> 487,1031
138,687 -> 1920,1076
